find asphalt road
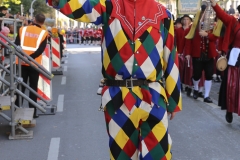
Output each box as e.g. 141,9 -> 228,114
0,44 -> 239,160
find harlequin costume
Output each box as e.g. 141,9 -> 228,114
47,0 -> 182,159
184,8 -> 218,103
213,4 -> 240,123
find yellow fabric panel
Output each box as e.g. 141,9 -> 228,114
135,39 -> 141,52
76,16 -> 91,23
151,121 -> 166,141
103,50 -> 110,70
114,30 -> 128,50
132,86 -> 143,100
121,87 -> 129,99
68,0 -> 82,12
147,69 -> 156,80
114,129 -> 129,149
165,76 -> 175,94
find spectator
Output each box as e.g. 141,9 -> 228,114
228,5 -> 235,15
0,6 -> 13,18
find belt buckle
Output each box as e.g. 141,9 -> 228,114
126,79 -> 133,88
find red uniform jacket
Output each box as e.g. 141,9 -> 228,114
184,27 -> 218,58
175,27 -> 186,54
213,4 -> 240,53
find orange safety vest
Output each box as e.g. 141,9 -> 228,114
17,26 -> 48,66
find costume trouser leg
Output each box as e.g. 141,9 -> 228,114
104,93 -> 171,160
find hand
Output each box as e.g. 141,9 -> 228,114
168,112 -> 177,120
210,0 -> 217,7
185,55 -> 190,61
218,51 -> 222,55
199,30 -> 208,37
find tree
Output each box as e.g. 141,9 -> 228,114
3,0 -> 53,16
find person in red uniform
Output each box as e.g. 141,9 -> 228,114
175,15 -> 192,94
83,28 -> 88,45
185,5 -> 218,103
174,18 -> 182,29
211,0 -> 240,123
79,28 -> 84,44
96,27 -> 102,45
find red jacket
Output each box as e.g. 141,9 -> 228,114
213,4 -> 240,53
184,27 -> 218,58
175,27 -> 186,54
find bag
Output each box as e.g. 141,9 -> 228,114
216,56 -> 227,71
228,48 -> 240,67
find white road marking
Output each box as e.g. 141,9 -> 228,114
57,95 -> 64,112
64,66 -> 67,72
65,60 -> 68,64
61,76 -> 66,85
47,137 -> 60,160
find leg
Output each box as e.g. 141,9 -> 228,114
15,66 -> 29,107
192,58 -> 204,99
104,101 -> 139,160
139,99 -> 172,160
28,67 -> 40,116
203,59 -> 214,103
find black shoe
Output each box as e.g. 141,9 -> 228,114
198,92 -> 204,98
204,97 -> 213,103
225,112 -> 233,123
33,114 -> 39,118
193,90 -> 199,99
187,88 -> 192,96
185,86 -> 189,92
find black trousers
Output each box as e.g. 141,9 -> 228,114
15,66 -> 39,115
192,58 -> 214,81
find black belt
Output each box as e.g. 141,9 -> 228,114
105,79 -> 150,88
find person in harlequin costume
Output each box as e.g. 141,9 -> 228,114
210,0 -> 240,123
184,4 -> 218,103
47,0 -> 182,159
175,14 -> 192,95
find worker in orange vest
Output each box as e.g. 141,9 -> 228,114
15,13 -> 48,118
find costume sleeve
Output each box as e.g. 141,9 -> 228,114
183,28 -> 191,56
162,13 -> 182,112
46,0 -> 107,25
208,33 -> 217,41
213,4 -> 236,26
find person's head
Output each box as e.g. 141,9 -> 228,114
8,24 -> 14,34
1,26 -> 10,36
174,18 -> 182,28
237,5 -> 240,14
0,6 -> 8,14
181,15 -> 192,26
33,13 -> 45,26
230,5 -> 233,8
28,20 -> 33,25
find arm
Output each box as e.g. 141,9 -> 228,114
14,31 -> 20,46
211,3 -> 235,25
29,37 -> 47,59
46,0 -> 106,25
163,14 -> 182,113
208,33 -> 218,41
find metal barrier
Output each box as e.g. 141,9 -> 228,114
0,18 -> 55,139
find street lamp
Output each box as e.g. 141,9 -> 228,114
30,0 -> 37,19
